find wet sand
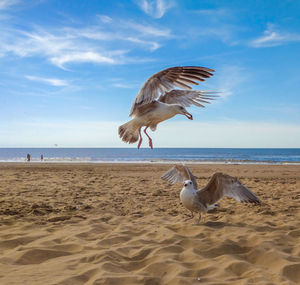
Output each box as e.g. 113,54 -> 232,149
0,163 -> 300,285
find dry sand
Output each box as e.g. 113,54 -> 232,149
0,163 -> 300,285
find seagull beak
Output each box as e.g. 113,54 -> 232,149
183,111 -> 193,120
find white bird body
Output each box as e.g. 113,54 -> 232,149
137,102 -> 180,130
118,66 -> 217,149
180,181 -> 206,214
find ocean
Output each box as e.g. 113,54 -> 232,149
0,148 -> 299,164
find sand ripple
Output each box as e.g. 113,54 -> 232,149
0,163 -> 300,284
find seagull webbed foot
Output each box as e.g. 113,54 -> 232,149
184,211 -> 194,222
143,127 -> 153,149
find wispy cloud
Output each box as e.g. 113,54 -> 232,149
0,28 -> 128,68
112,82 -> 137,89
0,17 -> 170,68
196,26 -> 239,45
135,0 -> 174,18
124,21 -> 171,37
72,25 -> 164,51
126,37 -> 160,51
0,0 -> 19,10
50,51 -> 118,68
250,25 -> 300,47
108,77 -> 139,89
25,75 -> 69,86
185,8 -> 241,45
213,65 -> 247,98
97,14 -> 112,23
194,8 -> 229,17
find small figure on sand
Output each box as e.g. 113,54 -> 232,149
41,154 -> 44,161
26,154 -> 31,162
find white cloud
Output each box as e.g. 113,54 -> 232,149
250,25 -> 300,47
1,120 -> 299,148
71,27 -> 162,51
194,8 -> 229,17
1,29 -> 122,68
212,65 -> 247,99
136,0 -> 174,18
126,37 -> 160,51
70,28 -> 112,41
50,51 -> 117,68
0,18 -> 169,68
97,14 -> 112,23
25,75 -> 69,86
124,21 -> 171,37
0,0 -> 19,10
112,82 -> 136,89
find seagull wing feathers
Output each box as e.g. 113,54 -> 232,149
130,66 -> 215,116
158,90 -> 218,108
197,173 -> 261,206
161,164 -> 198,189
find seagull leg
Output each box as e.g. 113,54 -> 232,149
143,127 -> 153,149
184,211 -> 194,221
137,128 -> 143,149
196,213 -> 202,224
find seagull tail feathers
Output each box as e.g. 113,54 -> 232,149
118,120 -> 140,144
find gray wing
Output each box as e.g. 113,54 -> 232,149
197,173 -> 261,206
161,164 -> 198,189
158,90 -> 218,108
130,66 -> 215,116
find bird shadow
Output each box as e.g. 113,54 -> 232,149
202,221 -> 228,228
200,221 -> 281,233
201,221 -> 248,229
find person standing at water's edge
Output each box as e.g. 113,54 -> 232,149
26,154 -> 31,162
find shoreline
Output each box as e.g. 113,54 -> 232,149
1,160 -> 300,165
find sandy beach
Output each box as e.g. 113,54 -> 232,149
0,163 -> 299,284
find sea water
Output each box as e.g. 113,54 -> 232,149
0,148 -> 299,164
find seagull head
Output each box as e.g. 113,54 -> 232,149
174,105 -> 193,120
184,180 -> 193,189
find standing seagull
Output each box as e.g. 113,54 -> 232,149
161,165 -> 261,223
118,66 -> 216,149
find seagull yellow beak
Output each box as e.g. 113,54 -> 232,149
183,111 -> 193,120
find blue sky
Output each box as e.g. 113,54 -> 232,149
1,0 -> 300,147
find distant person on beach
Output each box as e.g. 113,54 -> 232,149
26,154 -> 31,162
41,154 -> 44,161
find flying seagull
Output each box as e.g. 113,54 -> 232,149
161,164 -> 261,223
118,66 -> 216,149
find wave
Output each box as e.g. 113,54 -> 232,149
1,158 -> 300,165
0,148 -> 300,164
